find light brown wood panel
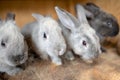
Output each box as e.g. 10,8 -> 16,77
0,0 -> 71,27
0,0 -> 120,27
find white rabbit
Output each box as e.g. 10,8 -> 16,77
22,13 -> 66,65
0,13 -> 28,76
55,6 -> 101,63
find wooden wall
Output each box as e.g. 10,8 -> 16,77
0,0 -> 120,45
0,0 -> 120,27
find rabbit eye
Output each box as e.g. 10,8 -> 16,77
107,22 -> 111,25
106,20 -> 112,26
1,41 -> 6,47
43,32 -> 47,39
82,40 -> 87,46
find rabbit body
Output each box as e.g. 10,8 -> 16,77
0,13 -> 28,76
22,14 -> 66,65
55,5 -> 101,63
76,3 -> 119,42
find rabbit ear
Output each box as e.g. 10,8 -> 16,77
6,12 -> 15,21
86,2 -> 100,9
32,13 -> 44,22
75,4 -> 88,24
83,8 -> 94,20
0,18 -> 2,23
84,3 -> 100,16
55,6 -> 79,31
0,18 -> 2,21
76,4 -> 94,19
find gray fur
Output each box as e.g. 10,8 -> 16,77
22,13 -> 66,65
75,3 -> 119,42
55,6 -> 101,63
0,13 -> 28,76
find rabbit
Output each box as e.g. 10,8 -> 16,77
21,13 -> 66,66
75,3 -> 119,42
0,13 -> 28,76
55,5 -> 101,63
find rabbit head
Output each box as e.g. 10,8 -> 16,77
0,13 -> 28,66
32,13 -> 66,57
77,3 -> 119,39
55,6 -> 101,61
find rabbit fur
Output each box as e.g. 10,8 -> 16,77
55,6 -> 101,63
0,13 -> 28,76
22,13 -> 66,65
75,3 -> 119,42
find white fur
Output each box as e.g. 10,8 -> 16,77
0,14 -> 28,76
22,13 -> 66,65
55,6 -> 101,63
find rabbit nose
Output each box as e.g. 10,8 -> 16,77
56,44 -> 66,56
14,55 -> 24,62
112,28 -> 119,36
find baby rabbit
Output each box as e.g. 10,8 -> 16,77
0,13 -> 28,76
75,3 -> 119,42
22,13 -> 66,65
55,5 -> 101,63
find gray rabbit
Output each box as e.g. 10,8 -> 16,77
75,3 -> 119,42
0,13 -> 28,76
55,5 -> 101,63
22,13 -> 66,66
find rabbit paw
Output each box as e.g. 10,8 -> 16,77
83,59 -> 93,64
40,54 -> 49,60
6,67 -> 23,76
65,51 -> 75,60
52,58 -> 62,66
101,47 -> 106,53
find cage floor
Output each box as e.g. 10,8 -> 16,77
1,48 -> 120,80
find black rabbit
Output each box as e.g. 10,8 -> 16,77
75,3 -> 119,52
76,3 -> 119,42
